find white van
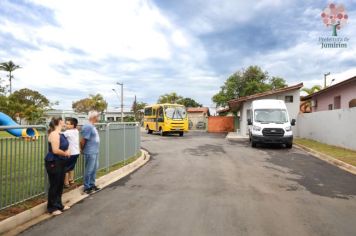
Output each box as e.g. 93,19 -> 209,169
247,99 -> 296,148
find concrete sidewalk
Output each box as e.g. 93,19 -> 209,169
0,150 -> 150,236
226,132 -> 249,141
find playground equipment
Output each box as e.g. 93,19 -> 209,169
0,112 -> 39,138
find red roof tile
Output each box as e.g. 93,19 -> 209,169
228,83 -> 303,106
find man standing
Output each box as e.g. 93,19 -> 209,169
81,110 -> 101,194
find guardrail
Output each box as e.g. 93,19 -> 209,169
0,122 -> 141,210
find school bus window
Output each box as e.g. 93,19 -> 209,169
158,107 -> 164,118
144,107 -> 152,116
165,106 -> 187,119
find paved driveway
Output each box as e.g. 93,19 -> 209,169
21,132 -> 356,236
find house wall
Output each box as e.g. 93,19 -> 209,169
297,108 -> 356,150
208,116 -> 234,133
239,90 -> 301,136
312,80 -> 356,112
187,112 -> 207,130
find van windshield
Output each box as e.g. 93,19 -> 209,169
254,109 -> 288,123
164,106 -> 187,119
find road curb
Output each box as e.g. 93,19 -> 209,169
0,150 -> 150,236
225,133 -> 249,141
294,143 -> 356,175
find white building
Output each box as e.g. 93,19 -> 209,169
219,83 -> 303,136
44,108 -> 134,124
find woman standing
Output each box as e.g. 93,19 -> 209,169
45,117 -> 71,215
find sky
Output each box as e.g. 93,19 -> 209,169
0,0 -> 355,112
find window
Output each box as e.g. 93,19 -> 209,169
349,99 -> 356,108
254,109 -> 288,123
328,104 -> 333,110
144,107 -> 152,116
247,109 -> 252,121
158,107 -> 164,118
285,95 -> 293,103
334,96 -> 341,109
311,99 -> 317,107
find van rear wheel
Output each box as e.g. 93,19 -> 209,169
286,143 -> 293,149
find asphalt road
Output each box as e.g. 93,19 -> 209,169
21,132 -> 356,236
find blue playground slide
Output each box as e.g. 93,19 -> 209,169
0,112 -> 38,138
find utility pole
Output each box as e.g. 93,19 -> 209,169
324,72 -> 330,88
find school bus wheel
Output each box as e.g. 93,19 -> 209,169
159,127 -> 166,136
146,126 -> 153,134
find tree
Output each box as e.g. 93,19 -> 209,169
1,88 -> 51,124
321,3 -> 348,36
131,96 -> 147,121
0,77 -> 7,95
177,97 -> 202,107
301,85 -> 322,95
0,61 -> 21,95
269,77 -> 287,90
157,92 -> 183,104
212,66 -> 287,107
72,94 -> 108,113
300,85 -> 322,113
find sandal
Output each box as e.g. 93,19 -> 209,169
63,205 -> 71,211
52,210 -> 62,216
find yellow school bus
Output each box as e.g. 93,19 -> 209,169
144,103 -> 189,136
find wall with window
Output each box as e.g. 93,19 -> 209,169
311,80 -> 356,112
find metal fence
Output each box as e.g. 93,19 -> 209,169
0,122 -> 141,210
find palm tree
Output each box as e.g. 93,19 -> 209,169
0,61 -> 21,95
301,85 -> 322,95
158,92 -> 183,104
300,85 -> 322,113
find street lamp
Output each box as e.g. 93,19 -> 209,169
115,82 -> 124,122
324,72 -> 330,88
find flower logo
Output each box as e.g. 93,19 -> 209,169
321,3 -> 348,36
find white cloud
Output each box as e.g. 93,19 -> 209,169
0,0 -> 216,109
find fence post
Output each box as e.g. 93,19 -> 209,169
135,123 -> 137,155
105,123 -> 110,173
123,123 -> 126,165
44,128 -> 49,196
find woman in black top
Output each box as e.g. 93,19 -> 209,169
45,117 -> 71,215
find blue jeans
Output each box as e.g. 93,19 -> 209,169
84,153 -> 99,190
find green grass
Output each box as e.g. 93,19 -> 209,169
295,138 -> 356,167
0,136 -> 48,209
0,131 -> 12,138
96,151 -> 142,178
